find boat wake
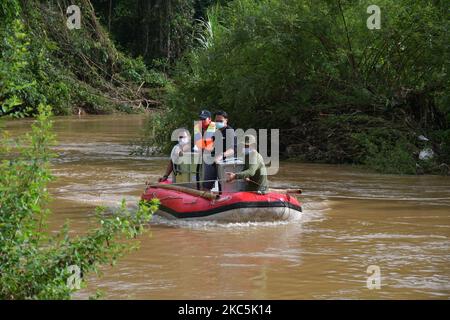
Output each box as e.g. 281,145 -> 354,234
149,214 -> 301,230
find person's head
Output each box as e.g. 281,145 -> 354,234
177,128 -> 190,146
239,134 -> 257,155
244,134 -> 257,150
214,110 -> 228,130
198,110 -> 212,129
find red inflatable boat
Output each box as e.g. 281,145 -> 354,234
141,181 -> 302,222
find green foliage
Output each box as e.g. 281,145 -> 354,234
142,0 -> 448,174
1,0 -> 164,116
0,105 -> 159,299
352,129 -> 417,174
133,109 -> 177,155
119,55 -> 168,87
429,129 -> 450,164
92,0 -> 197,65
0,0 -> 20,21
0,19 -> 35,117
0,0 -> 235,117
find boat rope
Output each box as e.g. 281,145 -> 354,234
147,177 -> 254,187
50,179 -> 242,195
51,178 -> 302,196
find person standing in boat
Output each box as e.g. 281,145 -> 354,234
213,110 -> 237,163
212,110 -> 238,192
226,135 -> 268,194
158,128 -> 191,182
194,110 -> 217,190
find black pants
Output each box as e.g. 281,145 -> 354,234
200,163 -> 217,190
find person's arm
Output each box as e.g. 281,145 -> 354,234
235,161 -> 259,180
159,160 -> 173,182
226,162 -> 258,183
236,152 -> 262,179
215,147 -> 234,162
156,145 -> 183,183
223,147 -> 234,158
164,160 -> 174,177
218,129 -> 237,160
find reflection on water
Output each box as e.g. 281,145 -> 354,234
4,115 -> 450,299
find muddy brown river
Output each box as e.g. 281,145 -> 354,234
5,115 -> 450,299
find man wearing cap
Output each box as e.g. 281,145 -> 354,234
226,135 -> 268,193
194,109 -> 217,190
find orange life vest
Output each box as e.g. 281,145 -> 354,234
194,121 -> 216,152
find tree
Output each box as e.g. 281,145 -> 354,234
92,0 -> 196,65
142,0 -> 449,174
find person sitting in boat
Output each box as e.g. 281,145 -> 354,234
158,128 -> 191,182
226,134 -> 268,194
194,109 -> 217,190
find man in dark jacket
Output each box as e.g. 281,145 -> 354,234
213,110 -> 237,163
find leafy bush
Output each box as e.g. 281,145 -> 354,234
0,105 -> 159,299
352,129 -> 416,174
119,55 -> 168,87
0,18 -> 36,117
429,129 -> 450,164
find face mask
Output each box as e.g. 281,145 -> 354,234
243,148 -> 251,155
179,137 -> 189,145
216,122 -> 225,129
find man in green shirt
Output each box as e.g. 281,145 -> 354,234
226,135 -> 268,193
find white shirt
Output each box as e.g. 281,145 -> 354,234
170,144 -> 184,165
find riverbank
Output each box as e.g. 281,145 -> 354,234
136,109 -> 450,176
281,113 -> 450,176
136,0 -> 449,175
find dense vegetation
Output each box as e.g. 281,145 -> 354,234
1,0 -> 449,174
0,0 -> 168,117
0,0 -> 231,116
0,105 -> 159,299
91,0 -> 233,65
141,0 -> 449,175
